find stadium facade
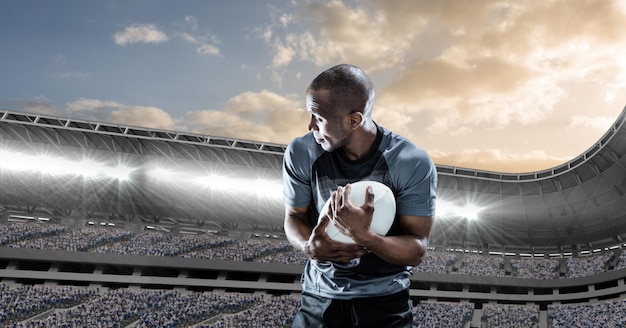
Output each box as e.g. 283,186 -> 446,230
1,107 -> 626,254
1,107 -> 626,327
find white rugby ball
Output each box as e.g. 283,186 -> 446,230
319,180 -> 396,244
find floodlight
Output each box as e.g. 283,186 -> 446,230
38,156 -> 71,175
0,151 -> 37,171
199,174 -> 235,189
253,178 -> 283,198
71,160 -> 105,177
436,200 -> 457,217
105,165 -> 134,180
149,168 -> 176,181
460,204 -> 481,220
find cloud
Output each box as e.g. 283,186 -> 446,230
63,98 -> 178,130
184,15 -> 199,32
569,115 -> 616,131
266,1 -> 413,71
264,0 -> 626,144
186,90 -> 308,144
197,44 -> 221,56
113,24 -> 168,45
18,96 -> 59,116
173,16 -> 222,56
109,106 -> 177,130
378,1 -> 626,120
430,148 -> 572,173
176,32 -> 198,44
61,93 -> 308,145
66,98 -> 125,112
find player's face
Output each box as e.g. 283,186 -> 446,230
306,90 -> 352,152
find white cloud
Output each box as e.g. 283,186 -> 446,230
64,98 -> 179,131
66,98 -> 125,112
430,148 -> 571,173
272,39 -> 296,67
197,44 -> 221,56
569,115 -> 616,131
172,16 -> 222,57
109,106 -> 177,130
113,24 -> 168,45
184,15 -> 199,32
61,92 -> 308,145
19,96 -> 59,116
186,90 -> 308,143
279,13 -> 293,27
176,32 -> 198,44
265,1 -> 419,71
263,0 -> 626,143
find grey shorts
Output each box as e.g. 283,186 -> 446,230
291,289 -> 413,328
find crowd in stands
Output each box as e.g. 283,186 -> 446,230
0,222 -> 68,247
455,254 -> 506,277
8,227 -> 133,252
616,251 -> 626,270
481,303 -> 539,328
3,281 -> 626,327
92,231 -> 234,257
0,283 -> 94,326
0,282 -> 294,328
1,221 -> 624,279
181,238 -> 293,262
412,301 -> 473,328
133,292 -> 261,327
201,295 -> 300,328
254,248 -> 308,266
565,253 -> 614,278
413,251 -> 456,274
510,258 -> 560,280
548,299 -> 626,327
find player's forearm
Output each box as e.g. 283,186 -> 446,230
284,215 -> 311,253
357,233 -> 428,266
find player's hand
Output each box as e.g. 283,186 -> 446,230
304,214 -> 368,262
329,184 -> 376,244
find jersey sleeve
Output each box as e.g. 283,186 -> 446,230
282,135 -> 314,208
389,141 -> 438,217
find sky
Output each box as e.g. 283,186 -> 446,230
1,0 -> 626,173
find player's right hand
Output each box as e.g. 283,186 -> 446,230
304,214 -> 368,263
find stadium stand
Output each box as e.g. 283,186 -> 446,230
2,107 -> 626,327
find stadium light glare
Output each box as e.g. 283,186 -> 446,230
149,168 -> 176,180
254,178 -> 283,198
436,200 -> 457,217
105,165 -> 134,180
436,200 -> 482,220
460,204 -> 481,220
199,174 -> 283,197
199,174 -> 234,189
0,151 -> 36,171
73,160 -> 105,177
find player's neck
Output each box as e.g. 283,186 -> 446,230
341,121 -> 378,161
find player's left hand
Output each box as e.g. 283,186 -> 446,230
329,184 -> 376,244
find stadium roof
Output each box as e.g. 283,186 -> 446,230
1,107 -> 626,254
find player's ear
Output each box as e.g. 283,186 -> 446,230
349,112 -> 363,129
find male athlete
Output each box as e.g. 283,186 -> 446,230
283,64 -> 437,327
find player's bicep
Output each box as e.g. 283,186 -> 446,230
398,214 -> 433,241
285,205 -> 310,224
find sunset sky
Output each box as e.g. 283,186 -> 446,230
1,0 -> 625,173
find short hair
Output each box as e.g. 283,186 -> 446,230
307,64 -> 375,118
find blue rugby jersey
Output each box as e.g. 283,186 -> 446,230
282,124 -> 437,299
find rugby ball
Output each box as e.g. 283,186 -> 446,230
319,180 -> 396,244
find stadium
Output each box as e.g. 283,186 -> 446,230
1,106 -> 626,327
